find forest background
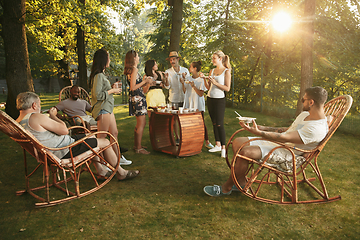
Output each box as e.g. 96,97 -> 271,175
0,0 -> 359,134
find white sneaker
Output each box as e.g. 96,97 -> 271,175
120,155 -> 132,165
208,145 -> 221,152
221,149 -> 226,158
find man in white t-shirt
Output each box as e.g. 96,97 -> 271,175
164,51 -> 190,107
164,51 -> 190,144
204,86 -> 329,196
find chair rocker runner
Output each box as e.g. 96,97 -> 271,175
225,95 -> 353,204
0,110 -> 120,207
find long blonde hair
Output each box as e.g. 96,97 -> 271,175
123,50 -> 137,76
214,50 -> 231,70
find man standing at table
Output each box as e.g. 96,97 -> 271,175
164,51 -> 190,144
164,51 -> 190,108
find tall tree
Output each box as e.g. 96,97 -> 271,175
77,0 -> 88,89
25,0 -> 132,87
168,0 -> 183,52
296,0 -> 315,114
145,6 -> 171,69
0,0 -> 34,118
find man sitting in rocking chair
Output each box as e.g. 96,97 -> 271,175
204,86 -> 329,197
16,92 -> 139,181
55,85 -> 132,166
55,85 -> 97,128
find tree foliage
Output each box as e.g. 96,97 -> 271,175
1,0 -> 359,115
0,0 -> 34,118
25,0 -> 134,86
142,0 -> 359,115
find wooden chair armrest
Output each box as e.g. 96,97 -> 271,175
41,131 -> 116,152
238,137 -> 314,155
68,125 -> 91,133
43,131 -> 119,167
225,128 -> 247,168
61,114 -> 87,128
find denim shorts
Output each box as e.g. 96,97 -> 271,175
98,109 -> 111,116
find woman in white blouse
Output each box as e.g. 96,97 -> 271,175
203,50 -> 231,158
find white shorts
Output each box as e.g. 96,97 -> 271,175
248,137 -> 280,159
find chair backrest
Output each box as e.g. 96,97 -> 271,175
0,110 -> 56,165
59,86 -> 90,103
317,95 -> 353,151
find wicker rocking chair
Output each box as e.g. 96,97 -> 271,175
0,110 -> 120,207
225,95 -> 353,204
58,86 -> 97,132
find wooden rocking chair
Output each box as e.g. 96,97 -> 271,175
225,95 -> 353,204
0,110 -> 120,207
58,86 -> 97,132
59,85 -> 91,102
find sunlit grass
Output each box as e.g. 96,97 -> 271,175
0,93 -> 359,239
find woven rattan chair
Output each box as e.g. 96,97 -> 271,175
59,85 -> 90,102
0,110 -> 120,207
225,95 -> 353,204
58,86 -> 97,132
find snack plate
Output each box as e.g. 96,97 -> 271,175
237,117 -> 256,123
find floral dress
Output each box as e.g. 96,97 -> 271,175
128,73 -> 148,116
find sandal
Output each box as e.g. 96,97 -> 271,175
134,148 -> 150,154
133,146 -> 147,149
118,170 -> 140,181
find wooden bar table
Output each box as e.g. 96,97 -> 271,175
149,109 -> 204,157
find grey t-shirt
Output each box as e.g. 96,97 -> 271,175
56,98 -> 91,117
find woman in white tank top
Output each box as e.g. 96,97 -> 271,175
203,50 -> 231,158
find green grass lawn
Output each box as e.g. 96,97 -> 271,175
0,93 -> 359,239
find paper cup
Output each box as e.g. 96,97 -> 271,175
237,117 -> 256,123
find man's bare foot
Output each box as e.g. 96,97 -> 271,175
221,184 -> 232,194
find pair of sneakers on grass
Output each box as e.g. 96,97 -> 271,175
207,144 -> 226,158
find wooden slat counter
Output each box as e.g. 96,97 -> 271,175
149,110 -> 204,157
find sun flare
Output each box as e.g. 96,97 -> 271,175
272,12 -> 292,32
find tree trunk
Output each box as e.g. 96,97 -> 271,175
77,24 -> 88,90
296,0 -> 315,115
77,0 -> 88,90
264,31 -> 273,77
223,0 -> 231,54
57,28 -> 71,87
1,0 -> 34,119
169,0 -> 183,52
58,58 -> 70,87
